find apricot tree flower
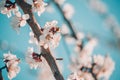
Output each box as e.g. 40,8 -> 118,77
39,20 -> 61,49
0,0 -> 20,18
3,52 -> 20,80
11,14 -> 29,32
26,47 -> 43,69
29,31 -> 38,45
32,0 -> 47,16
63,3 -> 74,19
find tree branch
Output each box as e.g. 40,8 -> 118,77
53,0 -> 78,39
0,71 -> 3,80
15,0 -> 64,80
0,66 -> 6,80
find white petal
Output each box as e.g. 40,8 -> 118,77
20,20 -> 26,27
22,14 -> 29,20
15,11 -> 21,17
44,44 -> 48,49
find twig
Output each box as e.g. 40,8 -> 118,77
15,0 -> 64,80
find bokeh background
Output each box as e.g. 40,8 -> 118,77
0,0 -> 120,80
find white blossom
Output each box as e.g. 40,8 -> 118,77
11,14 -> 29,32
76,32 -> 85,40
77,38 -> 97,67
32,0 -> 47,16
63,3 -> 74,19
97,55 -> 115,80
93,55 -> 104,66
29,31 -> 38,45
0,1 -> 20,18
68,72 -> 94,80
89,0 -> 107,14
3,52 -> 20,80
39,20 -> 61,49
61,24 -> 70,35
26,47 -> 42,69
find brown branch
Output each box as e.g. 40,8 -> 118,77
15,0 -> 64,80
0,66 -> 6,80
0,71 -> 3,80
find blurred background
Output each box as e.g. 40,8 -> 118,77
0,0 -> 120,80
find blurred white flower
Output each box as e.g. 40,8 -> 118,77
11,14 -> 29,32
55,0 -> 65,5
39,20 -> 61,49
3,52 -> 20,80
93,55 -> 104,66
97,55 -> 115,80
61,24 -> 70,35
76,32 -> 85,40
65,36 -> 76,44
89,0 -> 107,14
32,0 -> 47,16
0,0 -> 20,18
81,38 -> 97,56
77,38 -> 97,67
63,3 -> 74,19
26,47 -> 42,69
68,72 -> 94,80
29,31 -> 38,45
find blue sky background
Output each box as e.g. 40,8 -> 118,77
0,0 -> 120,80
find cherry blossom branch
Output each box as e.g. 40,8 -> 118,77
53,0 -> 78,39
53,1 -> 98,80
15,0 -> 64,80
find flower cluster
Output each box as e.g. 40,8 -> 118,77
11,14 -> 29,32
68,37 -> 115,80
39,20 -> 61,49
3,52 -> 20,80
32,0 -> 47,16
26,47 -> 43,69
0,0 -> 20,18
